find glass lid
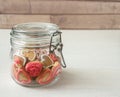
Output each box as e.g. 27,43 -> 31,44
11,22 -> 59,38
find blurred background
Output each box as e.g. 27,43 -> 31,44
0,0 -> 120,29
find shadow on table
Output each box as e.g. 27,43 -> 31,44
41,69 -> 81,89
28,68 -> 120,90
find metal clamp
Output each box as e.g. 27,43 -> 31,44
49,31 -> 66,68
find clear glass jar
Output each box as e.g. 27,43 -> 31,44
10,22 -> 66,87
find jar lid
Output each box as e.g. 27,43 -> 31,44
10,22 -> 60,48
11,22 -> 59,38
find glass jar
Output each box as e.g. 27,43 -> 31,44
10,22 -> 66,87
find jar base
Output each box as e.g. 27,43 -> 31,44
11,74 -> 61,87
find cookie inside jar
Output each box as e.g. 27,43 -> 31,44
11,47 -> 62,86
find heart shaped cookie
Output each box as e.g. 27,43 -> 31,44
41,55 -> 53,67
51,61 -> 62,78
49,53 -> 58,62
36,68 -> 53,85
14,55 -> 26,67
12,63 -> 19,79
22,49 -> 36,61
16,69 -> 31,84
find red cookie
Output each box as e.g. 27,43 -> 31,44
36,68 -> 53,85
25,61 -> 43,77
51,62 -> 62,78
12,63 -> 19,79
14,55 -> 26,67
16,69 -> 31,84
49,53 -> 58,62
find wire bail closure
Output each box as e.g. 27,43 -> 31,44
49,31 -> 66,68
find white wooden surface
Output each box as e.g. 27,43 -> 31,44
0,30 -> 120,97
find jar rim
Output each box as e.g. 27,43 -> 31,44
10,22 -> 60,48
12,22 -> 59,36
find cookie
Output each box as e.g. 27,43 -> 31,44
14,55 -> 26,67
51,61 -> 62,78
35,48 -> 41,60
41,55 -> 53,67
49,53 -> 58,62
25,61 -> 43,77
12,63 -> 19,79
35,49 -> 48,60
36,68 -> 53,85
16,69 -> 31,84
22,49 -> 36,61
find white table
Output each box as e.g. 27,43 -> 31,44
0,30 -> 120,97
